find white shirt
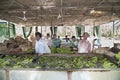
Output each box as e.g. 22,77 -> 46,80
78,40 -> 91,53
35,39 -> 51,54
45,37 -> 52,47
87,36 -> 97,50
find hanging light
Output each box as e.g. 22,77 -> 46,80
57,0 -> 63,19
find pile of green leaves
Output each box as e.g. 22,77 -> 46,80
115,52 -> 120,64
51,47 -> 75,54
0,55 -> 118,69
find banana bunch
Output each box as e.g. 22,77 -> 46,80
0,55 -> 118,69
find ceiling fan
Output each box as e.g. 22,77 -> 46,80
11,11 -> 27,21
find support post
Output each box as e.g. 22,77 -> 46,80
41,26 -> 42,34
113,21 -> 115,37
35,26 -> 38,32
5,69 -> 10,80
67,71 -> 72,80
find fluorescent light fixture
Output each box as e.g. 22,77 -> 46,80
57,14 -> 62,19
90,9 -> 95,14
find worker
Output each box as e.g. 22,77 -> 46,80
30,34 -> 36,48
69,36 -> 78,51
35,32 -> 51,56
52,34 -> 61,48
78,32 -> 91,53
87,33 -> 97,51
45,33 -> 52,48
64,35 -> 70,42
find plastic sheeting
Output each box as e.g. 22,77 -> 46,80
0,70 -> 6,80
0,35 -> 9,43
10,70 -> 67,80
0,69 -> 120,80
72,70 -> 120,80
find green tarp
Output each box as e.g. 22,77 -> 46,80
50,27 -> 57,35
0,22 -> 10,38
94,26 -> 100,45
8,23 -> 16,38
22,27 -> 33,39
76,25 -> 85,37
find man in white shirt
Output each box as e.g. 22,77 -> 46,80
78,32 -> 91,53
44,33 -> 52,47
35,32 -> 51,56
87,33 -> 97,51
